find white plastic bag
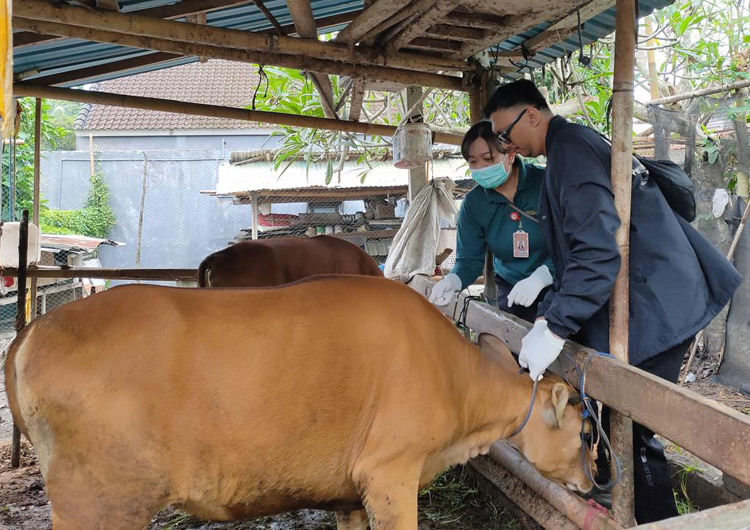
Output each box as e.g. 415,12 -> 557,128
384,177 -> 457,282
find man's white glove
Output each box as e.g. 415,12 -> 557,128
518,318 -> 565,381
507,265 -> 553,307
429,273 -> 462,306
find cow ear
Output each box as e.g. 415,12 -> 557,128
551,383 -> 569,429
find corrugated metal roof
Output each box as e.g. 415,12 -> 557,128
14,0 -> 675,87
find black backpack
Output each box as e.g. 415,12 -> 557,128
632,154 -> 696,222
598,132 -> 696,222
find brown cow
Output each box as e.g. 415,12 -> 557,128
197,235 -> 382,287
6,276 -> 593,530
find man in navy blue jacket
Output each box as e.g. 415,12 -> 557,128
484,79 -> 742,523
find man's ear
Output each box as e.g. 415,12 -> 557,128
527,107 -> 542,127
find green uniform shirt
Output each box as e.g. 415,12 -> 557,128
451,161 -> 554,288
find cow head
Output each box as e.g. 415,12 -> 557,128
478,334 -> 595,493
511,378 -> 595,493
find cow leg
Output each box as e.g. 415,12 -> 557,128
361,473 -> 419,530
335,509 -> 368,530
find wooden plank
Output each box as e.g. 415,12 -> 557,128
348,79 -> 367,121
443,11 -> 512,29
0,267 -> 197,281
356,0 -> 436,45
95,0 -> 121,11
15,0 -> 465,74
406,37 -> 463,53
453,0 -> 591,59
13,19 -> 464,92
335,0 -> 413,44
13,31 -> 58,48
633,499 -> 750,529
408,276 -> 750,487
27,52 -> 182,87
424,24 -> 485,42
13,84 -> 464,144
386,0 -> 458,52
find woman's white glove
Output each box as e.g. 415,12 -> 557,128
429,273 -> 462,306
518,318 -> 565,381
507,265 -> 553,307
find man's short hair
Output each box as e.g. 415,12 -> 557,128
483,79 -> 550,117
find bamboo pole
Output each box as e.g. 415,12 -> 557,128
14,0 -> 464,74
12,85 -> 464,145
13,18 -> 464,92
30,99 -> 41,321
609,0 -> 637,525
10,211 -> 30,469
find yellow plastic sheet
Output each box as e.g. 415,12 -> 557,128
0,0 -> 13,139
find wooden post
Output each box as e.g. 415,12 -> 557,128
11,210 -> 30,468
406,86 -> 428,203
609,0 -> 637,525
30,99 -> 41,320
251,193 -> 259,240
468,69 -> 499,305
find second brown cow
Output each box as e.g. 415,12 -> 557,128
197,235 -> 383,287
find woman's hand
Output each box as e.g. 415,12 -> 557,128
429,274 -> 462,306
507,265 -> 553,307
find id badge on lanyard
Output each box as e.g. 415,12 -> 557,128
510,211 -> 530,259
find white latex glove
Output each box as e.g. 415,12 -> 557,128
518,319 -> 565,381
429,273 -> 462,306
507,265 -> 553,308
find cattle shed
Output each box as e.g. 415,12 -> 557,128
4,0 -> 750,528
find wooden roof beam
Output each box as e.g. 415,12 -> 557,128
13,84 -> 464,145
13,18 -> 464,91
15,0 -> 464,73
13,32 -> 58,48
385,0 -> 459,53
286,0 -> 337,119
12,0 -> 261,50
455,0 -> 591,59
358,0 -> 436,45
24,52 -> 182,87
520,0 -> 614,54
335,0 -> 414,45
423,24 -> 486,42
406,37 -> 463,53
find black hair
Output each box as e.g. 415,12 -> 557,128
460,121 -> 505,161
482,79 -> 550,117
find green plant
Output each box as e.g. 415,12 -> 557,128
40,168 -> 116,238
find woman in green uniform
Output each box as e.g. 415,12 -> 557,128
429,120 -> 553,323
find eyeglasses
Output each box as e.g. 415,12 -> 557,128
497,108 -> 528,145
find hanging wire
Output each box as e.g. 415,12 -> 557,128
251,65 -> 269,111
509,43 -> 532,73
